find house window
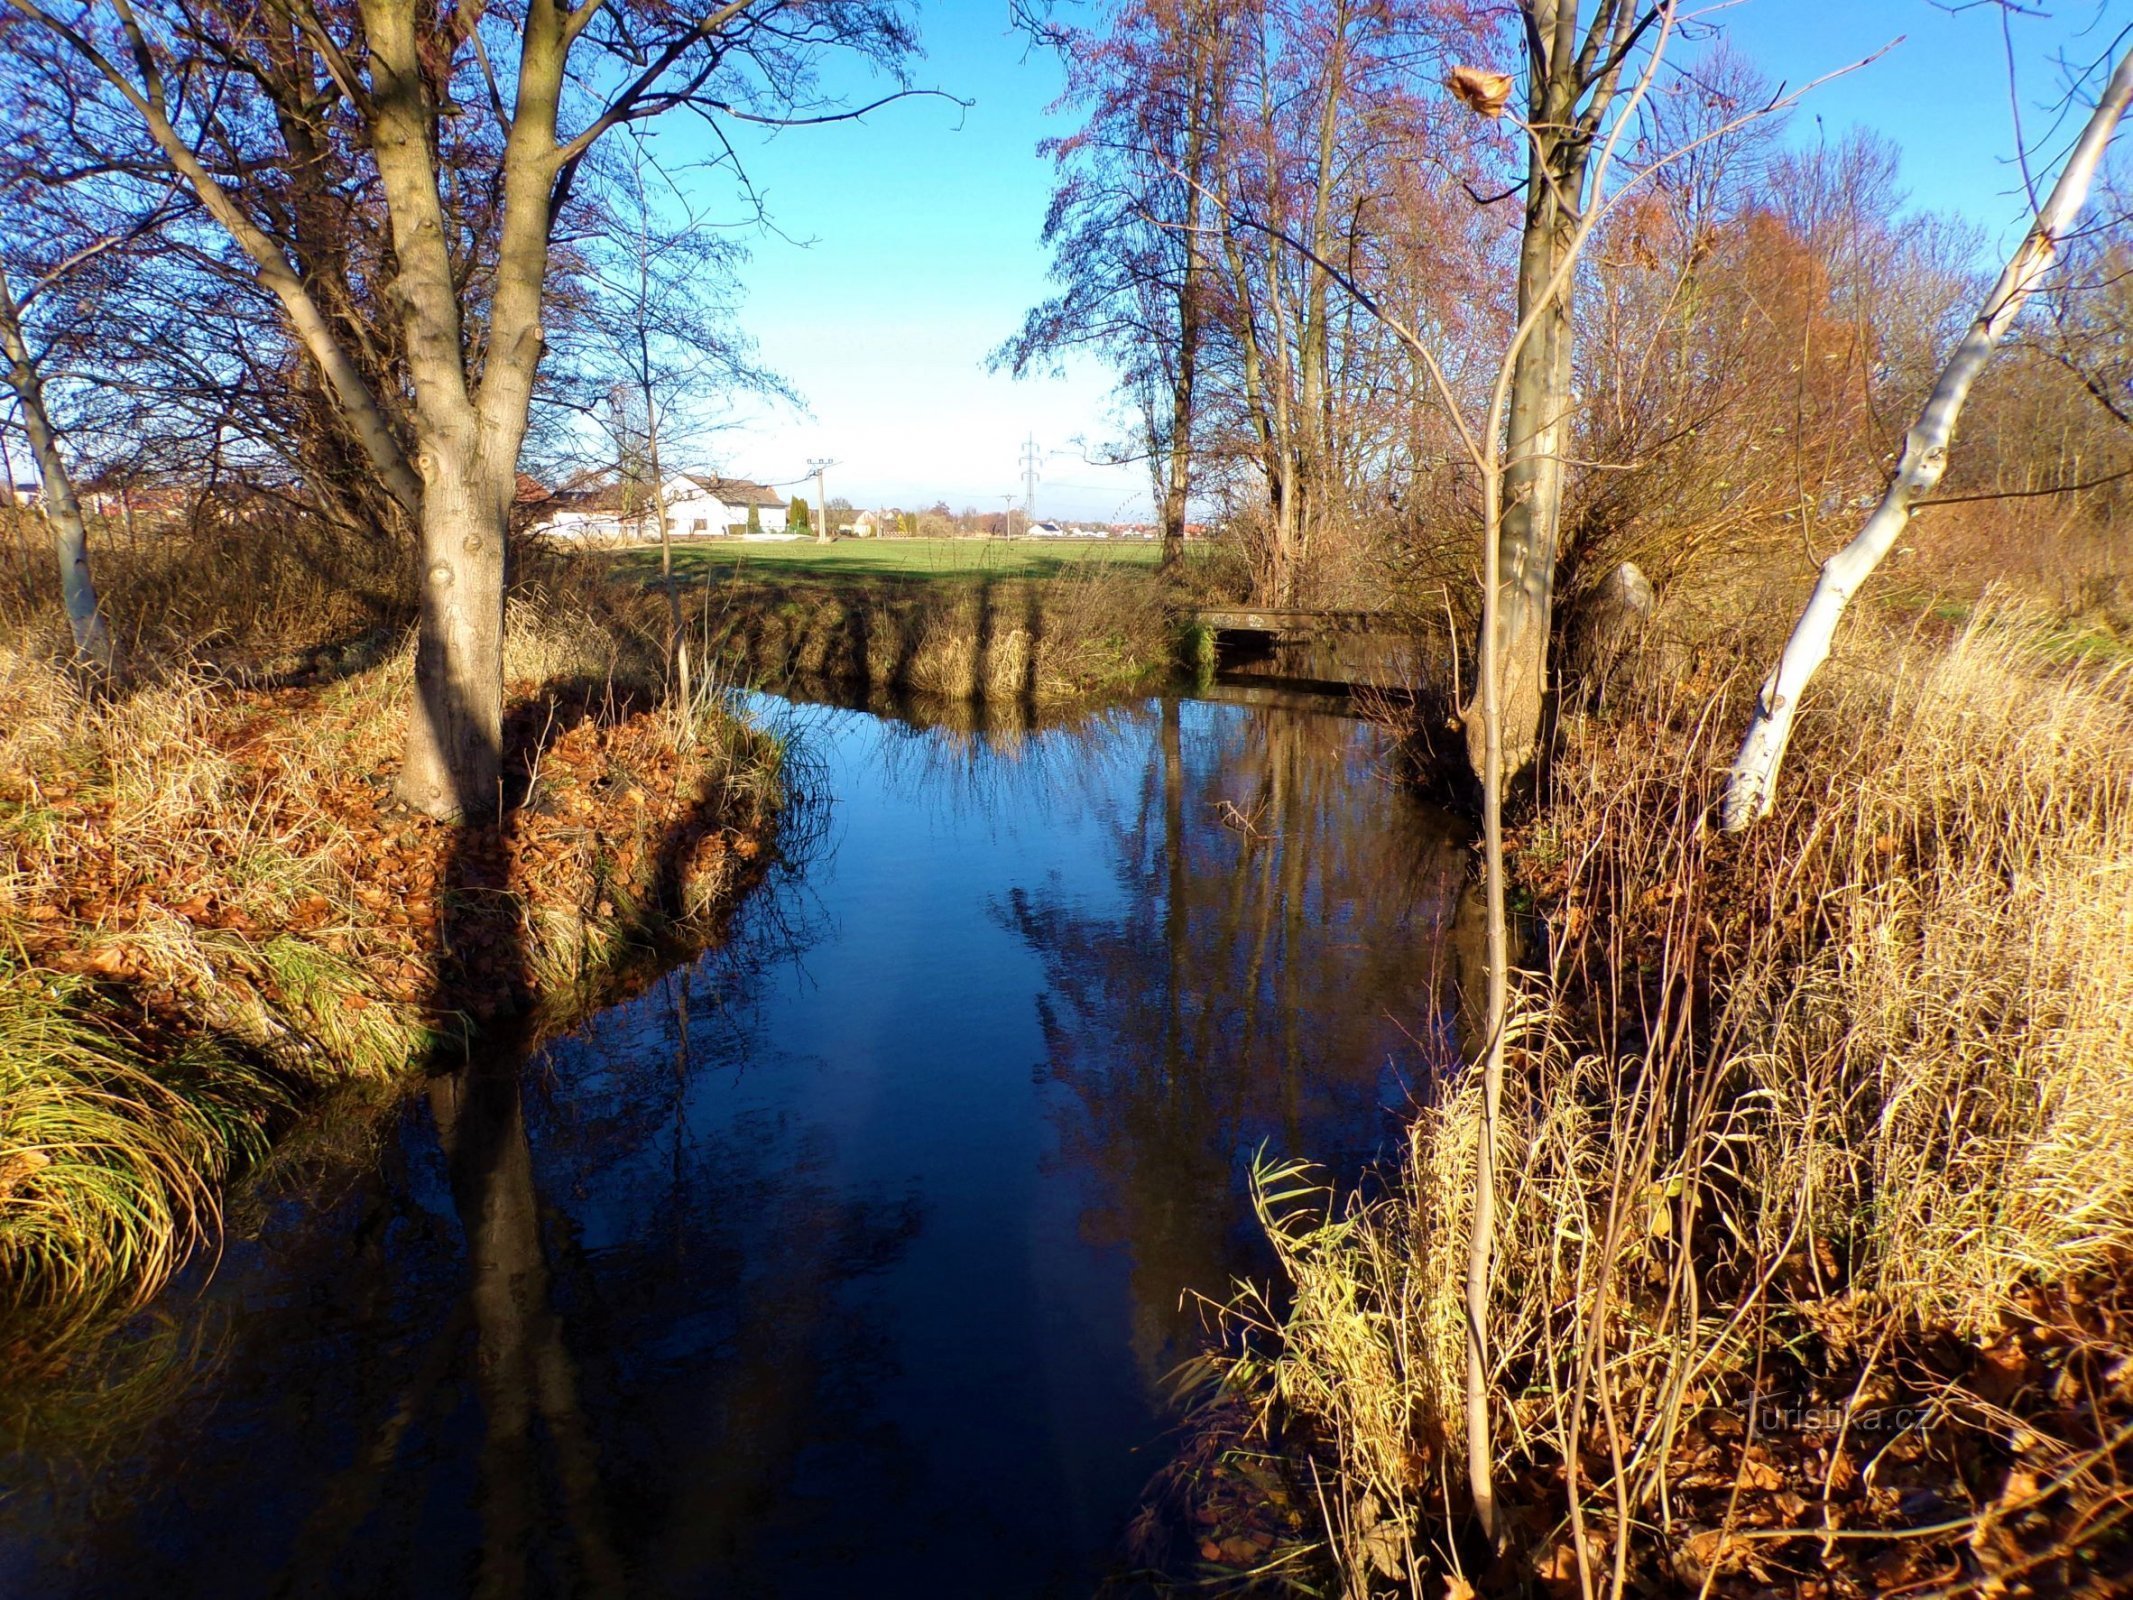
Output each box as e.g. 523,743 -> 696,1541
692,518 -> 707,532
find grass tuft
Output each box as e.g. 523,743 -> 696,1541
0,967 -> 257,1336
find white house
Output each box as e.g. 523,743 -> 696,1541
526,477 -> 644,545
664,474 -> 788,536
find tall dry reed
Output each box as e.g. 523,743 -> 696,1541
1220,599 -> 2133,1595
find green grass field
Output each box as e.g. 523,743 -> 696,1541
606,536 -> 1163,588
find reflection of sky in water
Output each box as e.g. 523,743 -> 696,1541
0,694 -> 1468,1599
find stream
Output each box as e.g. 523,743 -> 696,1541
0,688 -> 1471,1598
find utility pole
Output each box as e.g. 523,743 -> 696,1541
1019,433 -> 1040,526
999,492 -> 1017,540
806,456 -> 837,545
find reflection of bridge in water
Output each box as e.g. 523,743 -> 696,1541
1190,606 -> 1414,696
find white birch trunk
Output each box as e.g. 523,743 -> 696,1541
1721,48 -> 2133,833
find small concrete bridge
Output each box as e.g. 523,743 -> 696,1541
1189,607 -> 1411,698
1190,607 -> 1395,642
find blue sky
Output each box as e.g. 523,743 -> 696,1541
666,0 -> 2128,521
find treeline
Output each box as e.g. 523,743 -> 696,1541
1009,0 -> 2133,703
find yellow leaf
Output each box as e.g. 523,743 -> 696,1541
1447,66 -> 1514,118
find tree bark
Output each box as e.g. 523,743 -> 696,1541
401,439 -> 511,816
1473,174 -> 1580,777
1720,46 -> 2133,832
1464,0 -> 1650,781
0,268 -> 114,673
1465,22 -> 1590,778
360,0 -> 563,817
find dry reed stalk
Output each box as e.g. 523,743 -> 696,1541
1219,598 -> 2133,1595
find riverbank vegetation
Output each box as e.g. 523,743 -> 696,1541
1201,600 -> 2132,1594
0,538 -> 783,1351
1005,0 -> 2133,1590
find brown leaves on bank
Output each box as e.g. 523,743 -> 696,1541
0,633 -> 778,1340
1,656 -> 772,1052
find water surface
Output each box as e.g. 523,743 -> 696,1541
1,691 -> 1468,1597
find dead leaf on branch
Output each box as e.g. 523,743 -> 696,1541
1447,66 -> 1514,119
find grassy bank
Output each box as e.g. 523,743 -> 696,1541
603,536 -> 1191,704
1201,600 -> 2133,1596
0,589 -> 783,1352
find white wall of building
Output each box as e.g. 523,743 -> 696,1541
664,477 -> 787,535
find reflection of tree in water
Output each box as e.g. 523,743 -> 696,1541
9,867 -> 922,1599
859,690 -> 1146,827
1003,699 -> 1469,1382
517,953 -> 927,1594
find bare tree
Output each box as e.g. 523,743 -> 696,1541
1722,45 -> 2133,831
1006,0 -> 1231,576
1227,6 -> 1683,1536
1220,6 -> 1873,1540
7,0 -> 919,816
0,263 -> 112,669
1459,0 -> 1667,780
566,134 -> 790,724
0,39 -> 189,672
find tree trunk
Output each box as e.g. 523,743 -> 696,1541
645,395 -> 692,729
1721,46 -> 2133,831
1158,234 -> 1201,577
1157,12 -> 1214,582
1,432 -> 34,602
1466,113 -> 1586,779
0,269 -> 114,673
362,0 -> 563,820
1461,0 -> 1652,783
1157,388 -> 1193,574
399,439 -> 509,819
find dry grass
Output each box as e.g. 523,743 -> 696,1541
1215,597 -> 2133,1595
1,507 -> 411,682
0,583 -> 783,1348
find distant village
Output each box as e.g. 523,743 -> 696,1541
518,470 -> 1182,545
3,466 -> 1193,543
